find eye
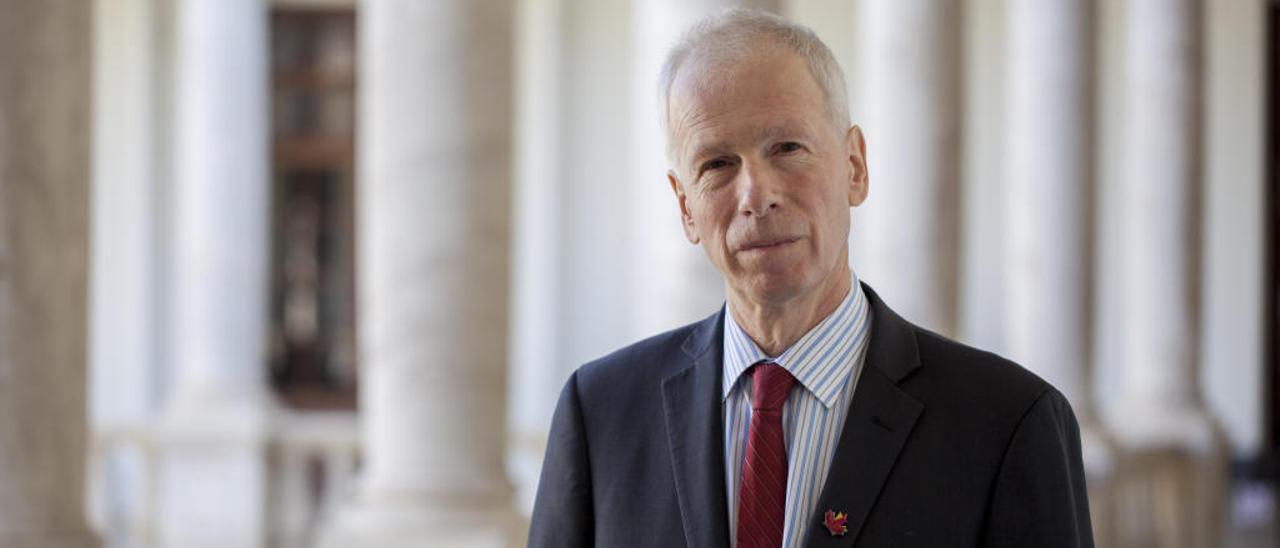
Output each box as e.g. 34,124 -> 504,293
698,157 -> 733,175
775,141 -> 804,154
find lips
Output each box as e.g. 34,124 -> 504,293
738,237 -> 800,253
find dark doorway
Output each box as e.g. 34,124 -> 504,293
269,8 -> 358,410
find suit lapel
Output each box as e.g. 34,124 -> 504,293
802,284 -> 925,548
662,309 -> 731,548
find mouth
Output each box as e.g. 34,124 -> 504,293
738,237 -> 800,253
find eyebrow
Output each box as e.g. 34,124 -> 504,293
754,125 -> 799,143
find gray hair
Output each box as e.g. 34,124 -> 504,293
658,8 -> 851,164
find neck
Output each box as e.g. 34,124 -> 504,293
727,265 -> 853,357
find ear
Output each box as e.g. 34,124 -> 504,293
668,170 -> 700,245
845,125 -> 869,207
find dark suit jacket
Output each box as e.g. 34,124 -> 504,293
528,284 -> 1094,547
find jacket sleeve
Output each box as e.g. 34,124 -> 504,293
980,388 -> 1096,548
527,370 -> 594,548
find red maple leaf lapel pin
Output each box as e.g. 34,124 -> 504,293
823,509 -> 849,536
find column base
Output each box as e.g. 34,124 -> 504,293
1079,419 -> 1120,548
154,389 -> 278,548
1108,400 -> 1223,455
1081,419 -> 1119,477
0,530 -> 100,548
317,494 -> 526,548
1111,448 -> 1228,548
1106,402 -> 1229,548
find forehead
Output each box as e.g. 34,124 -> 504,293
668,49 -> 828,157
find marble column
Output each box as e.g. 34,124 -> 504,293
318,1 -> 517,546
851,0 -> 962,336
509,0 -> 565,518
167,0 -> 272,418
629,0 -> 779,338
86,0 -> 169,541
1110,1 -> 1226,547
158,0 -> 273,546
1003,1 -> 1115,544
0,1 -> 98,547
90,0 -> 165,427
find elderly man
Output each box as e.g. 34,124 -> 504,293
529,9 -> 1093,548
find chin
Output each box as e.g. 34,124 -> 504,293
741,270 -> 812,304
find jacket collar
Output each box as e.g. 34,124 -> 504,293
662,283 -> 925,547
801,283 -> 924,547
663,306 -> 731,547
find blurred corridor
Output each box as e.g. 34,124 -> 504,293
0,0 -> 1276,547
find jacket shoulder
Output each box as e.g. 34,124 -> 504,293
573,317 -> 706,397
907,326 -> 1059,415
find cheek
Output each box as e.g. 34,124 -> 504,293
804,185 -> 852,244
820,200 -> 852,255
691,192 -> 733,230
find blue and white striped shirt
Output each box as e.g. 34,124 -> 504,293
723,272 -> 873,547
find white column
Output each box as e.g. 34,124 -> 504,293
319,1 -> 517,546
167,0 -> 272,417
509,0 -> 563,518
1110,1 -> 1225,546
1003,2 -> 1115,544
0,1 -> 98,547
957,0 -> 1008,352
1114,0 -> 1220,450
1117,0 -> 1207,430
87,0 -> 167,541
629,0 -> 779,338
1003,0 -> 1104,456
159,0 -> 273,547
90,0 -> 165,428
851,0 -> 962,335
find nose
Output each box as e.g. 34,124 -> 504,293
736,160 -> 781,218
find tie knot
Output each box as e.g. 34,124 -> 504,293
750,362 -> 795,411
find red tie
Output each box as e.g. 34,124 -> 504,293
737,362 -> 795,548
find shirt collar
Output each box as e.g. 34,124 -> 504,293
721,271 -> 872,408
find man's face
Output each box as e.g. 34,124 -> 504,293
667,48 -> 868,306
